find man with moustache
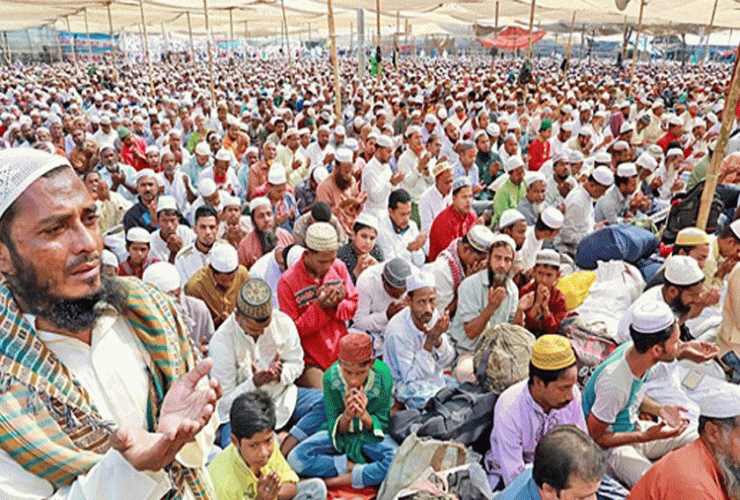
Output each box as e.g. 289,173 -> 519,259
175,205 -> 220,284
237,197 -> 294,269
0,149 -> 220,498
317,148 -> 367,237
517,172 -> 548,226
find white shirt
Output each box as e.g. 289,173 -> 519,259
197,166 -> 242,197
249,250 -> 283,310
362,157 -> 394,217
419,184 -> 451,235
156,171 -> 191,213
93,128 -> 118,150
208,312 -> 304,427
519,226 -> 544,271
555,184 -> 595,250
353,263 -> 396,335
397,149 -> 433,201
431,249 -> 458,315
376,214 -> 425,267
98,163 -> 137,202
149,225 -> 196,263
174,243 -> 210,285
305,142 -> 335,168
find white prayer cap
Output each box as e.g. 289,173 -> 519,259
318,124 -> 331,133
612,140 -> 630,151
591,166 -> 614,187
504,155 -> 525,173
486,123 -> 500,136
101,249 -> 119,268
560,121 -> 574,132
668,115 -> 683,127
594,151 -> 612,165
491,233 -> 516,251
541,206 -> 564,230
299,128 -> 310,136
335,148 -> 354,163
0,149 -> 71,218
406,270 -> 436,293
285,127 -> 299,137
730,220 -> 740,240
156,195 -> 178,213
344,138 -> 359,151
631,300 -> 675,334
666,148 -> 683,158
210,243 -> 239,273
405,125 -> 422,138
353,117 -> 364,128
145,145 -> 159,155
355,212 -> 379,231
466,225 -> 495,253
699,389 -> 740,419
194,142 -> 211,156
452,176 -> 472,193
535,249 -> 561,268
620,122 -> 634,134
335,125 -> 346,136
268,164 -> 287,184
568,150 -> 584,163
525,171 -> 547,188
305,222 -> 338,251
664,255 -> 704,287
215,148 -> 231,162
577,128 -> 592,136
142,261 -> 181,292
651,99 -> 664,109
636,152 -> 658,171
223,195 -> 241,208
198,178 -> 217,197
499,209 -> 526,229
126,226 -> 151,244
375,135 -> 393,149
616,163 -> 638,178
286,245 -> 305,267
312,166 -> 329,184
249,196 -> 271,213
135,168 -> 157,183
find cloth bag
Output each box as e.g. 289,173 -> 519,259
473,323 -> 535,394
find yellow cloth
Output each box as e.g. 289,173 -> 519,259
184,265 -> 249,327
207,440 -> 298,500
703,235 -> 721,289
556,271 -> 597,311
719,263 -> 740,359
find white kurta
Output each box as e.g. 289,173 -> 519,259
353,263 -> 396,336
376,214 -> 425,267
174,243 -> 210,285
397,149 -> 433,201
361,157 -> 394,218
149,225 -> 196,263
248,250 -> 283,310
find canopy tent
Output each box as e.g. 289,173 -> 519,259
477,26 -> 547,50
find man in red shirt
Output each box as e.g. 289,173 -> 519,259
527,119 -> 552,171
278,222 -> 358,389
519,249 -> 567,337
119,126 -> 149,171
656,115 -> 684,153
428,176 -> 479,261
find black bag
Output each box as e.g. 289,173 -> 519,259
390,383 -> 496,447
665,181 -> 724,238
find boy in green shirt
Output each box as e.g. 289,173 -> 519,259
287,332 -> 398,489
208,391 -> 327,500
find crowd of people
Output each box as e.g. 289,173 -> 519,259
2,51 -> 740,500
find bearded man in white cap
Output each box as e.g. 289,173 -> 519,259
197,148 -> 240,197
362,134 -> 405,218
629,388 -> 740,500
183,141 -> 214,187
0,149 -> 220,498
150,195 -> 195,263
554,165 -> 614,257
123,168 -> 159,232
583,300 -> 718,488
266,164 -> 297,232
397,126 -> 433,202
517,171 -> 547,226
237,197 -> 294,269
184,242 -> 250,328
383,270 -> 455,409
317,148 -> 366,236
595,162 -> 650,224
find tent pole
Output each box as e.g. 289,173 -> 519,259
55,22 -> 63,63
526,0 -> 535,58
494,1 -> 499,31
244,20 -> 248,58
376,0 -> 381,82
66,15 -> 77,67
697,41 -> 740,229
628,0 -> 645,97
566,11 -> 576,60
186,11 -> 195,63
350,21 -> 354,56
202,0 -> 215,102
84,7 -> 92,61
328,0 -> 341,119
106,2 -> 119,78
280,0 -> 291,71
308,22 -> 311,45
702,0 -> 719,67
137,0 -> 154,93
358,9 -> 365,77
620,15 -> 628,62
229,8 -> 234,65
579,24 -> 584,60
161,21 -> 166,61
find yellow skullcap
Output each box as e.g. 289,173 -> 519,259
531,335 -> 576,371
675,227 -> 709,247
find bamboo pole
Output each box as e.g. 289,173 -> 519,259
280,0 -> 291,70
228,8 -> 234,64
106,2 -> 119,78
620,15 -> 628,62
203,0 -> 216,102
244,20 -> 249,58
328,0 -> 341,118
161,21 -> 166,60
186,11 -> 194,63
702,0 -> 719,66
65,15 -> 77,67
526,0 -> 535,58
697,42 -> 740,229
566,11 -> 576,59
84,7 -> 92,60
628,0 -> 645,97
395,10 -> 399,65
376,0 -> 381,82
55,22 -> 63,63
137,0 -> 154,93
495,0 -> 499,31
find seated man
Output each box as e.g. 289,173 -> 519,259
499,426 -> 606,500
208,391 -> 327,500
175,205 -> 219,284
238,197 -> 294,269
149,195 -> 195,264
184,242 -> 250,328
519,250 -> 568,337
451,234 -> 531,382
250,244 -> 305,310
491,156 -> 526,227
431,224 -> 495,318
583,300 -> 714,488
519,207 -> 563,280
376,188 -> 426,267
293,201 -> 348,249
288,332 -> 398,490
383,270 -> 455,409
118,226 -> 158,278
354,258 -> 413,355
516,171 -> 547,226
629,390 -> 740,500
428,176 -> 478,261
209,279 -> 325,455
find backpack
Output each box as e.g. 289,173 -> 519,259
664,180 -> 724,240
559,317 -> 617,388
575,224 -> 658,270
473,323 -> 535,394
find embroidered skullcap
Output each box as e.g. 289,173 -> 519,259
452,176 -> 471,194
636,152 -> 657,171
525,171 -> 547,188
210,243 -> 239,273
135,168 -> 156,183
118,126 -> 131,139
382,257 -> 412,289
375,135 -> 393,149
338,332 -> 373,363
699,389 -> 740,419
504,156 -> 525,173
664,255 -> 704,287
236,278 -> 273,321
594,151 -> 612,165
467,225 -> 495,253
631,300 -> 675,334
432,161 -> 452,177
491,233 -> 516,252
535,249 -> 561,268
0,148 -> 71,218
305,222 -> 338,251
142,262 -> 181,292
223,195 -> 241,208
406,270 -> 436,292
215,148 -> 231,162
531,335 -> 576,371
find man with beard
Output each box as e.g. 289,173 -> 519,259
396,126 -> 432,202
383,270 -> 455,410
428,177 -> 478,261
451,234 -> 534,382
175,205 -> 219,284
0,149 -> 220,498
123,168 -> 159,232
198,148 -> 241,197
97,145 -> 138,202
68,127 -> 99,175
584,299 -> 718,488
548,121 -> 572,157
150,195 -> 195,263
363,134 -> 405,218
595,162 -> 649,224
474,129 -> 501,201
317,148 -> 367,237
517,172 -> 548,226
629,390 -> 740,500
157,151 -> 190,213
492,156 -> 526,227
237,197 -> 294,269
544,152 -> 573,207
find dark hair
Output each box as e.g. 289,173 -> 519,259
389,188 -> 411,209
157,208 -> 179,218
672,244 -> 696,256
698,415 -> 739,434
230,390 -> 276,440
528,362 -> 575,387
532,426 -> 606,491
311,201 -> 332,222
721,224 -> 740,243
194,205 -> 218,224
534,214 -> 553,232
82,170 -> 100,182
614,174 -> 632,187
461,232 -> 485,254
629,323 -> 675,353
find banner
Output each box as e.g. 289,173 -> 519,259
58,31 -> 117,54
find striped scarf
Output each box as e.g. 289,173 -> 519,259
439,238 -> 465,290
0,277 -> 214,499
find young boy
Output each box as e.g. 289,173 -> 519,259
208,391 -> 327,500
519,249 -> 568,337
288,332 -> 398,489
118,226 -> 158,278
